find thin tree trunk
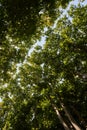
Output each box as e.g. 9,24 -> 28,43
71,106 -> 87,129
60,102 -> 82,130
52,103 -> 70,130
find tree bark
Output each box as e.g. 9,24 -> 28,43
71,106 -> 87,129
60,103 -> 82,130
52,103 -> 70,130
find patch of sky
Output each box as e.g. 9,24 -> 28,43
59,78 -> 65,84
28,35 -> 46,56
53,0 -> 87,29
21,0 -> 87,69
24,0 -> 87,60
57,49 -> 61,55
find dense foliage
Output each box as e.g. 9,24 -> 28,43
0,0 -> 71,83
0,0 -> 87,130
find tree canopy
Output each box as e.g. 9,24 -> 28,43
0,0 -> 72,83
0,0 -> 87,130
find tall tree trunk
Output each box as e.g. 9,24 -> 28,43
52,103 -> 70,130
60,102 -> 82,130
71,106 -> 87,129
